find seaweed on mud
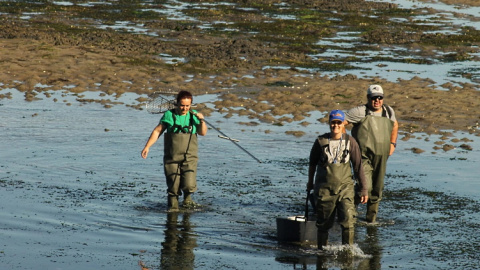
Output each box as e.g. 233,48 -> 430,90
1,0 -> 478,76
234,20 -> 333,46
75,2 -> 163,21
385,187 -> 477,218
367,56 -> 434,65
266,81 -> 293,87
0,1 -> 47,14
0,0 -> 479,135
420,26 -> 480,47
313,62 -> 358,71
274,157 -> 309,171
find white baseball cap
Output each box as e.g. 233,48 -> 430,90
367,85 -> 384,97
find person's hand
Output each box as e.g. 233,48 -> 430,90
389,144 -> 396,156
360,195 -> 368,204
141,148 -> 149,159
196,112 -> 205,121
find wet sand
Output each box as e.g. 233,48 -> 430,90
1,37 -> 479,134
0,1 -> 478,147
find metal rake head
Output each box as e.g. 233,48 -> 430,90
145,92 -> 177,114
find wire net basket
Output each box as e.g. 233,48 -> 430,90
145,92 -> 177,114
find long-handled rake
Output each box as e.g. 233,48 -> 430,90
146,92 -> 262,163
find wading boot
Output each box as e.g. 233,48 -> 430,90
342,228 -> 354,246
366,202 -> 379,223
168,195 -> 179,212
182,193 -> 197,209
317,231 -> 329,250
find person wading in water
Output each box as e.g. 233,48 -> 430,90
307,110 -> 368,249
142,90 -> 207,211
344,85 -> 398,223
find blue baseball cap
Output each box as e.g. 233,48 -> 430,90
329,110 -> 345,122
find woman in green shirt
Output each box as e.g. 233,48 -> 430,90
142,91 -> 207,211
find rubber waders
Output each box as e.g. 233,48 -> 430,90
183,192 -> 196,208
342,228 -> 354,245
317,231 -> 328,250
352,111 -> 394,224
168,195 -> 179,211
366,202 -> 379,223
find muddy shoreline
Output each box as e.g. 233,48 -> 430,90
0,0 -> 479,142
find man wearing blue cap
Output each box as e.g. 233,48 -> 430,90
344,85 -> 399,223
308,110 -> 368,249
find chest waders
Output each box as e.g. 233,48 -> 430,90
352,107 -> 393,223
163,112 -> 198,210
314,135 -> 356,248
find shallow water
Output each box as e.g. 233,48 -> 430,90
1,89 -> 479,269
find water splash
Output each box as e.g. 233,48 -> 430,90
323,244 -> 372,259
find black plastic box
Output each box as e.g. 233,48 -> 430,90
276,216 -> 317,243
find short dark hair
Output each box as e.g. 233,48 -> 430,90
176,90 -> 193,104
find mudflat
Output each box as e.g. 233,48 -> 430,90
0,0 -> 478,141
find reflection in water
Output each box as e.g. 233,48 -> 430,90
160,212 -> 197,270
275,225 -> 382,269
275,254 -> 316,269
276,249 -> 370,270
316,253 -> 354,270
357,226 -> 381,270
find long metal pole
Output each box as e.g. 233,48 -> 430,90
190,110 -> 261,163
202,118 -> 262,163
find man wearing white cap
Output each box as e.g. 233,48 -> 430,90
344,85 -> 398,223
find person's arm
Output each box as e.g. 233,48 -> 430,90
195,112 -> 207,136
141,123 -> 166,159
349,137 -> 368,204
389,120 -> 398,156
307,140 -> 320,192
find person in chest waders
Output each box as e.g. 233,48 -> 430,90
344,85 -> 399,223
141,91 -> 207,211
307,110 -> 368,250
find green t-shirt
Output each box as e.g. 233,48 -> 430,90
160,109 -> 201,134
